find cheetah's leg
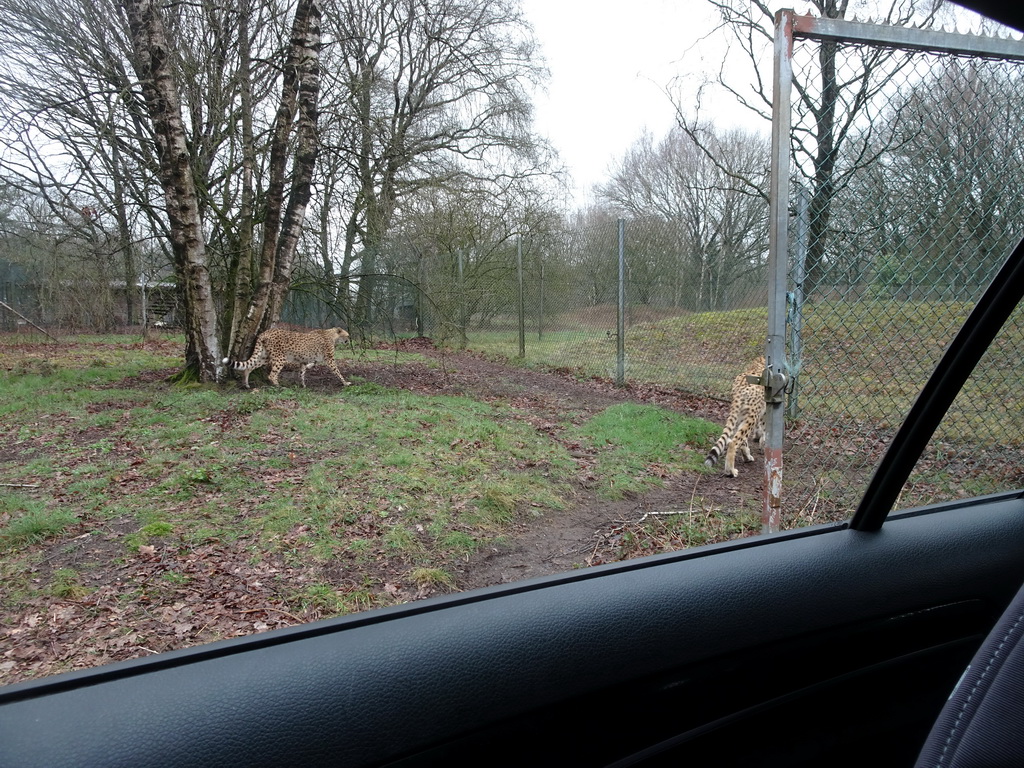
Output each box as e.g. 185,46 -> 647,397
753,422 -> 765,451
723,439 -> 740,478
326,360 -> 351,387
268,361 -> 283,387
740,436 -> 754,463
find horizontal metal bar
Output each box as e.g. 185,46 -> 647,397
793,13 -> 1024,61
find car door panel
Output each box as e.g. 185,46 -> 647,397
2,492 -> 1023,767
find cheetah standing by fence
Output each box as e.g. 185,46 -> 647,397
704,357 -> 766,477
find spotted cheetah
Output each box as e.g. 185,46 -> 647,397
224,327 -> 352,389
704,357 -> 766,477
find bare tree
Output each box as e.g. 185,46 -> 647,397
840,58 -> 1024,299
389,174 -> 559,344
121,0 -> 222,380
0,0 -> 553,367
0,0 -> 323,379
600,125 -> 769,310
682,0 -> 944,298
0,0 -> 161,325
317,0 -> 547,339
226,0 -> 323,364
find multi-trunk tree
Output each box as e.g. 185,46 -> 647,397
0,0 -> 548,375
0,0 -> 323,381
122,0 -> 322,379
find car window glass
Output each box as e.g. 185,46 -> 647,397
897,301 -> 1024,508
4,4 -> 1024,691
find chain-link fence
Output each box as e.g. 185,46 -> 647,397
426,218 -> 769,396
286,217 -> 769,400
776,15 -> 1024,521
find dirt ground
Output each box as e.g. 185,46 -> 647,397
345,339 -> 762,589
2,338 -> 768,685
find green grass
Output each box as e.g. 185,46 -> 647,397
462,301 -> 1024,506
294,582 -> 378,615
409,567 -> 455,591
49,568 -> 91,599
3,309 -> 1017,641
609,508 -> 761,561
0,494 -> 79,549
0,335 -> 594,621
461,310 -> 766,394
572,403 -> 721,499
459,329 -> 608,366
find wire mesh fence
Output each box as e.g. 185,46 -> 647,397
779,18 -> 1024,518
300,217 -> 770,399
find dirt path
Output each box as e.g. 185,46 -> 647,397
338,341 -> 763,589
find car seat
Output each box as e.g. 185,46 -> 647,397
915,581 -> 1024,766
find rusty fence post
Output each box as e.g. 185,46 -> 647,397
764,9 -> 795,534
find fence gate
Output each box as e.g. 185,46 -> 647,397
767,11 -> 1024,531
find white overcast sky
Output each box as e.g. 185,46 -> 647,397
519,0 -> 761,204
518,0 -> 1003,206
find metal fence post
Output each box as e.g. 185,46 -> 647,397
457,250 -> 467,349
417,253 -> 427,337
538,257 -> 545,341
764,10 -> 795,535
517,236 -> 525,358
616,219 -> 626,386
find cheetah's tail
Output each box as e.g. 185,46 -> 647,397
704,434 -> 729,468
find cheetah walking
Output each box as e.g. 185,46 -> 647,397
224,327 -> 352,389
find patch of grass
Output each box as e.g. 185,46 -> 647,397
605,508 -> 761,562
19,458 -> 58,478
460,310 -> 765,392
291,582 -> 381,616
439,530 -> 477,555
296,583 -> 347,613
573,403 -> 721,499
50,568 -> 91,599
346,538 -> 374,557
409,567 -> 455,592
383,525 -> 419,553
141,521 -> 174,538
0,501 -> 78,549
275,388 -> 575,538
336,348 -> 431,367
231,390 -> 275,415
337,587 -> 378,614
475,485 -> 518,526
160,571 -> 191,585
124,520 -> 176,552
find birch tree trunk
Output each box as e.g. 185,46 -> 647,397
226,0 -> 257,357
231,0 -> 322,361
121,0 -> 221,381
